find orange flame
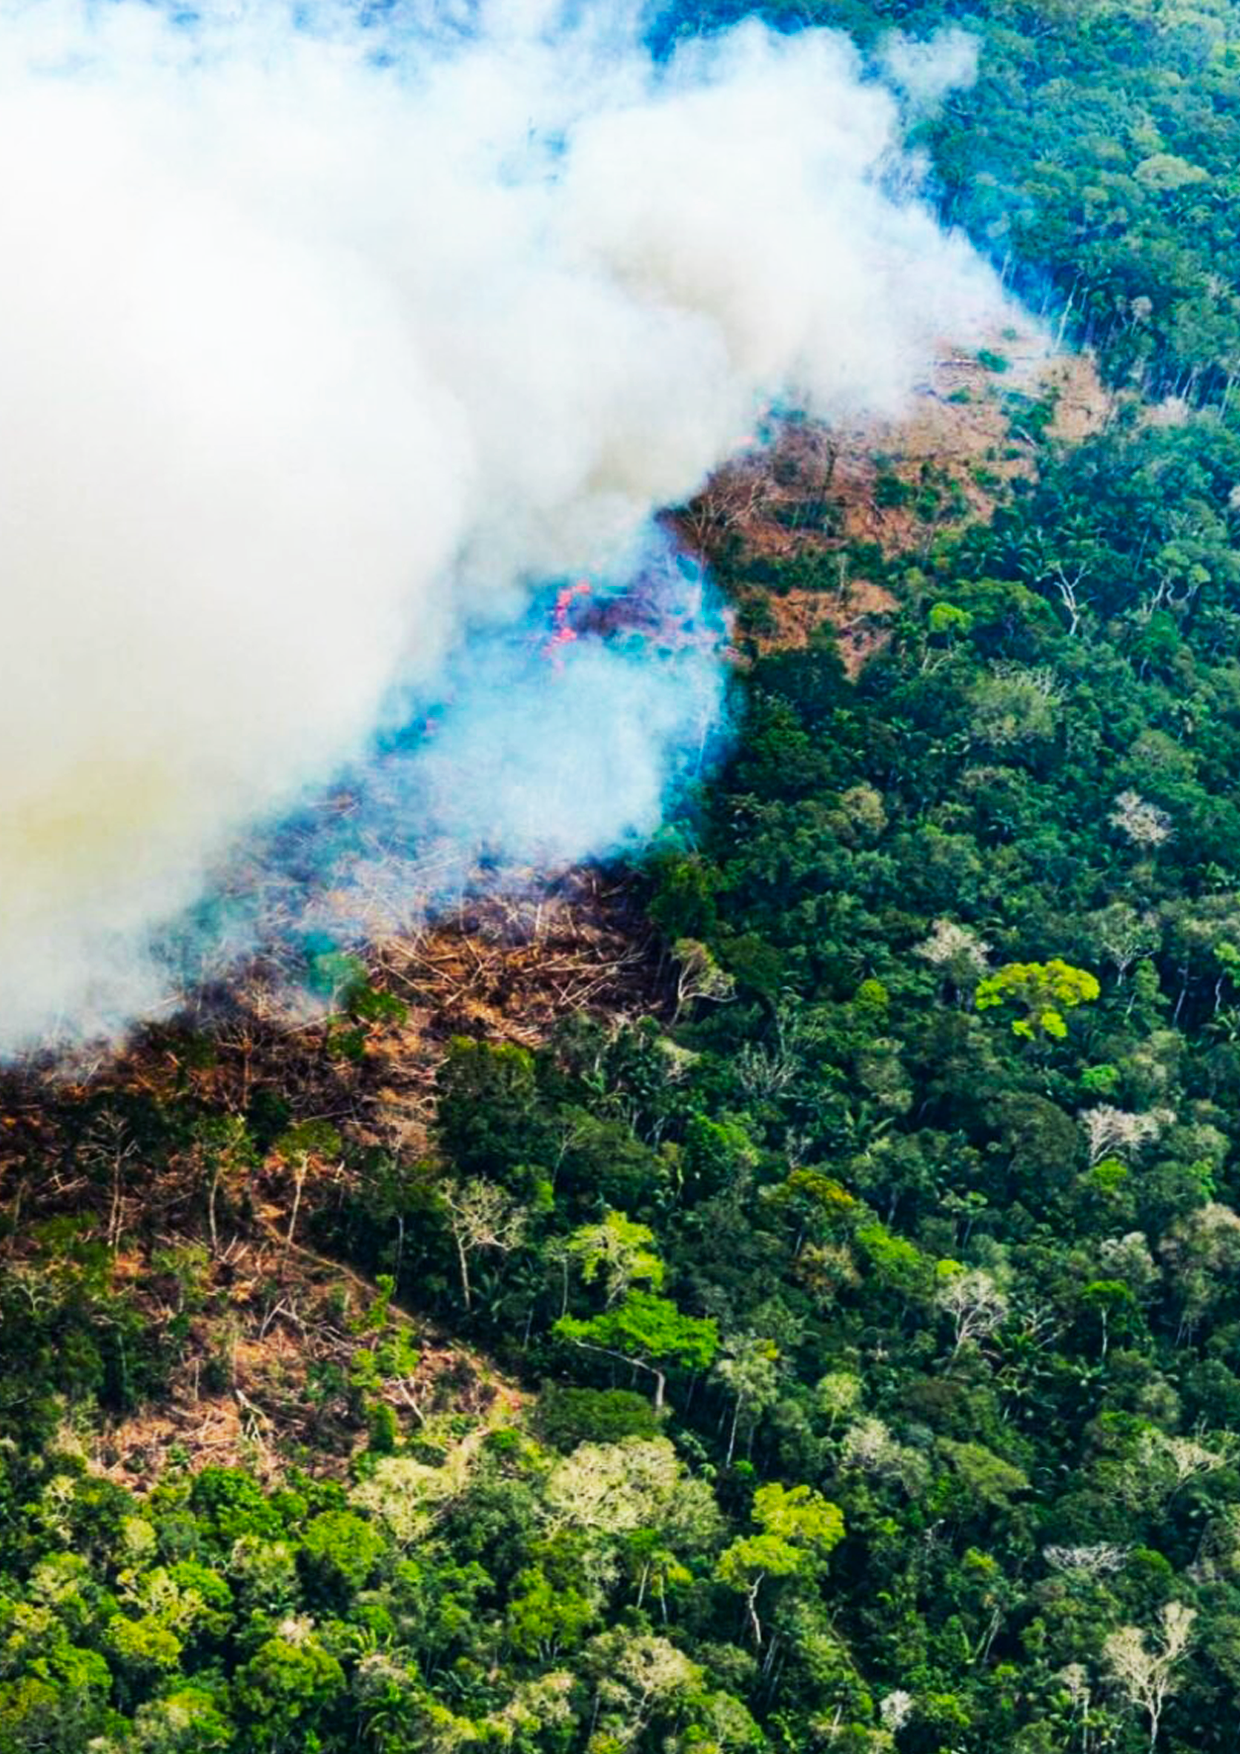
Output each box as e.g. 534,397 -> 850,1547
542,578 -> 592,668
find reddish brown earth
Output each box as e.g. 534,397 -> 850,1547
678,333 -> 1110,673
1,338 -> 1111,1480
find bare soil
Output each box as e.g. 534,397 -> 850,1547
0,337 -> 1112,1482
677,332 -> 1110,672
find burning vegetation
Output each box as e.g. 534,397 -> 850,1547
14,4 -> 1240,1752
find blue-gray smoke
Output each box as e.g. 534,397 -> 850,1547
190,545 -> 728,985
0,0 -> 1009,1051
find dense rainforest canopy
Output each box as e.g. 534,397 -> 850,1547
666,0 -> 1240,405
9,3 -> 1240,1752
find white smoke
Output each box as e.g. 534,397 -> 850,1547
0,0 -> 1008,1052
880,25 -> 979,112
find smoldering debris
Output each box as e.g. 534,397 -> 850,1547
0,0 -> 1010,1052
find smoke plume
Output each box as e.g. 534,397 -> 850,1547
880,26 -> 980,112
0,0 -> 1007,1052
